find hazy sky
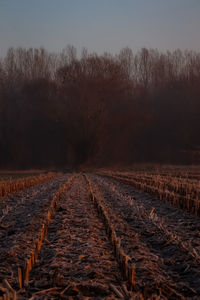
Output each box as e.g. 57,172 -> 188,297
0,0 -> 200,56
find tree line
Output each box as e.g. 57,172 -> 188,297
0,46 -> 199,168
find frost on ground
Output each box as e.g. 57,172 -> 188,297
0,172 -> 200,299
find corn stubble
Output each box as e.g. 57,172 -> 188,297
103,167 -> 200,216
0,172 -> 59,197
0,169 -> 200,299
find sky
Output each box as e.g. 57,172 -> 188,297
0,0 -> 200,56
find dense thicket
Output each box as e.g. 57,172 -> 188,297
0,46 -> 199,168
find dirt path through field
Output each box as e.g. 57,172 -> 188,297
22,174 -> 125,299
89,174 -> 200,299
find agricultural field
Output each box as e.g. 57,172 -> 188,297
0,171 -> 47,182
0,167 -> 200,299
